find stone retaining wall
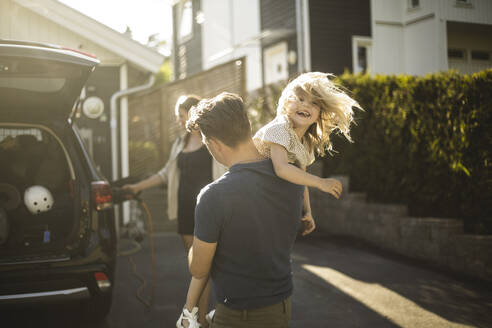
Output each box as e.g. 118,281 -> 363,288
310,175 -> 492,282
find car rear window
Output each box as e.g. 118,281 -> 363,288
0,57 -> 82,92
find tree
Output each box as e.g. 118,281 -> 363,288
146,33 -> 172,85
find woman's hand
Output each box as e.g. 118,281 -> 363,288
317,178 -> 342,199
122,184 -> 139,195
301,212 -> 316,236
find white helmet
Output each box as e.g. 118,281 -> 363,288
24,185 -> 54,215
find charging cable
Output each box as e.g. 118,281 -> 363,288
113,187 -> 157,309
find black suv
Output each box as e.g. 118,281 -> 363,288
0,40 -> 116,320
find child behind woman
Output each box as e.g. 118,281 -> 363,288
177,72 -> 360,328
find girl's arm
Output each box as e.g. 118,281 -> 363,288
269,143 -> 342,198
301,185 -> 316,236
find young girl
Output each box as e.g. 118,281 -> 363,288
253,71 -> 359,233
177,72 -> 360,328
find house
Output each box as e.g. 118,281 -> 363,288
171,0 -> 491,90
1,0 -> 164,178
1,0 -> 165,225
371,0 -> 492,75
172,0 -> 263,91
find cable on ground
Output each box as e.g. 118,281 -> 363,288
117,199 -> 157,309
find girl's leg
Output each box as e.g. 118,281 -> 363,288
179,234 -> 199,328
180,233 -> 212,327
181,276 -> 208,328
198,279 -> 212,327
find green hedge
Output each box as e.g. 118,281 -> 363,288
247,70 -> 492,233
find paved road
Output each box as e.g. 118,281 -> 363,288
2,232 -> 492,327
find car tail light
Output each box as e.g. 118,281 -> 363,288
94,272 -> 111,291
91,181 -> 112,210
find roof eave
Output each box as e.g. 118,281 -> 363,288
14,0 -> 165,73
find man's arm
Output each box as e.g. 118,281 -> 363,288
188,237 -> 217,278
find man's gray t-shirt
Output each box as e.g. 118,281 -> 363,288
194,159 -> 304,310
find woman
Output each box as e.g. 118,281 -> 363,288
124,95 -> 224,327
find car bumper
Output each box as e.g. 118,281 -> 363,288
0,263 -> 111,305
0,287 -> 90,304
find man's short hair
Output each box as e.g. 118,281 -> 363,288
186,92 -> 251,148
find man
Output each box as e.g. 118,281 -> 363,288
184,92 -> 313,327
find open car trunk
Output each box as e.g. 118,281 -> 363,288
0,41 -> 99,120
0,125 -> 77,258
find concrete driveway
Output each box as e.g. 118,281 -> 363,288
2,232 -> 491,327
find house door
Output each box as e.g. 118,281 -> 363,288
264,42 -> 289,85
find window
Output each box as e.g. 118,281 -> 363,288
455,0 -> 473,8
178,0 -> 193,43
357,46 -> 368,72
471,51 -> 490,61
408,0 -> 420,9
448,49 -> 466,60
352,36 -> 372,74
264,42 -> 288,85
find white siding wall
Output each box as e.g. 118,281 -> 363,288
371,0 -> 491,75
371,0 -> 403,22
372,0 -> 404,74
447,23 -> 492,74
439,0 -> 492,25
372,24 -> 405,74
404,0 -> 437,21
201,0 -> 233,63
404,18 -> 441,75
202,0 -> 261,92
441,0 -> 492,74
0,0 -> 123,65
437,19 -> 448,71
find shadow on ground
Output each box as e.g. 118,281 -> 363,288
293,234 -> 492,327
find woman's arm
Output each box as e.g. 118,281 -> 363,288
123,174 -> 164,195
269,143 -> 342,198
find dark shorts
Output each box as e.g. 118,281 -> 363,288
211,297 -> 291,328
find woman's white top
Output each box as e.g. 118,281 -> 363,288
253,115 -> 315,168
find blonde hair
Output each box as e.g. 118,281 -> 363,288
277,72 -> 360,156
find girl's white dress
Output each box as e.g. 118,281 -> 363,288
253,115 -> 315,168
